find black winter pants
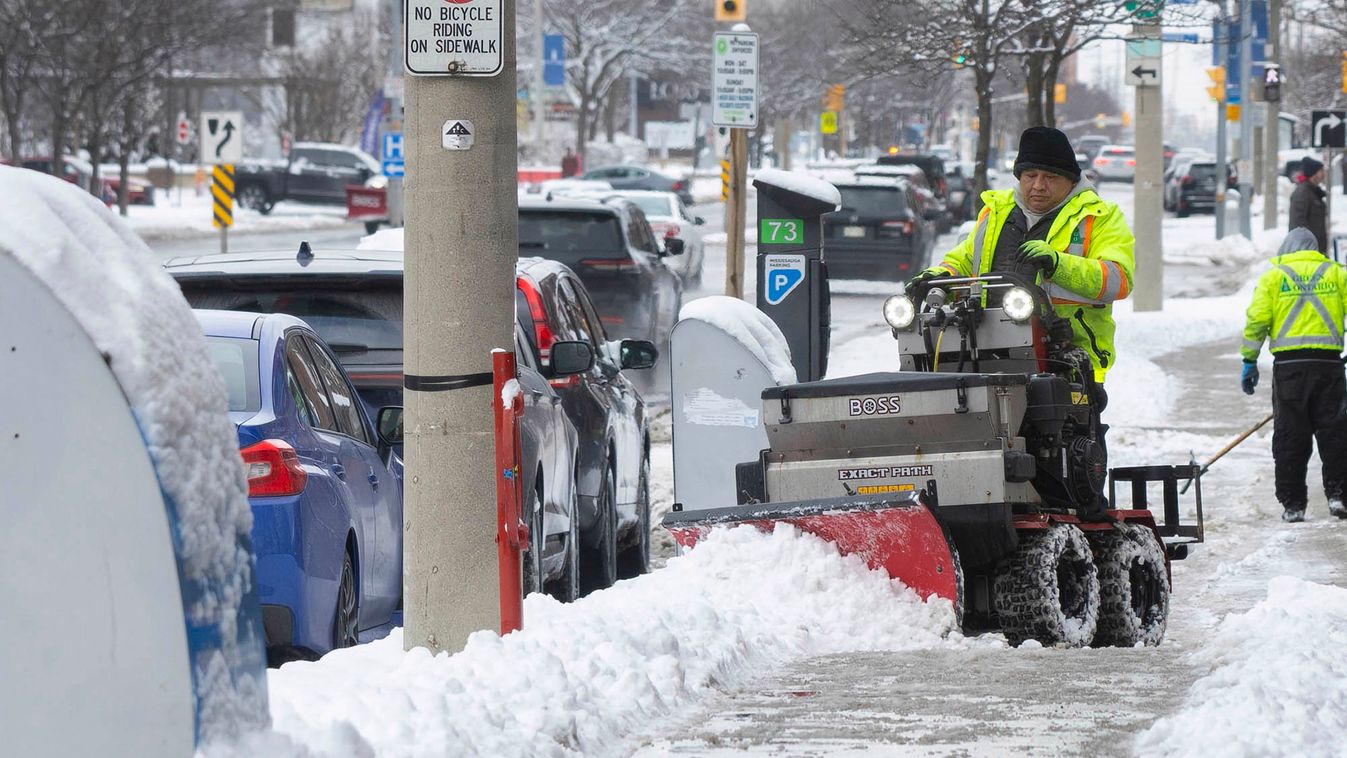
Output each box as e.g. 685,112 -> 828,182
1272,361 -> 1347,508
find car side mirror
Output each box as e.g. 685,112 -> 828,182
619,339 -> 658,370
663,237 -> 686,256
694,216 -> 706,225
377,406 -> 403,447
550,340 -> 595,375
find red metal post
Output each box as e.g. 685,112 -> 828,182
493,350 -> 527,634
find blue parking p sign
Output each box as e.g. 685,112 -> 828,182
764,254 -> 806,305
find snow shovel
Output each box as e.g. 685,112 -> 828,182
1181,412 -> 1275,494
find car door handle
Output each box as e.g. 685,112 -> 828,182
368,472 -> 379,489
331,463 -> 346,479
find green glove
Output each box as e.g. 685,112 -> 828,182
1016,239 -> 1060,277
908,267 -> 951,287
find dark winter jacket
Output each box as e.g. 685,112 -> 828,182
1288,180 -> 1328,254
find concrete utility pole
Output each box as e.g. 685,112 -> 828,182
403,3 -> 518,655
1133,21 -> 1164,312
1238,0 -> 1254,238
1263,0 -> 1281,230
1215,0 -> 1229,240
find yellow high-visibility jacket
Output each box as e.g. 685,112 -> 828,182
1242,247 -> 1347,361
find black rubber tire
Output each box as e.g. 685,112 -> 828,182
616,456 -> 651,579
522,482 -> 544,598
332,550 -> 359,650
545,483 -> 582,603
993,524 -> 1100,647
1091,523 -> 1170,647
580,465 -> 618,595
237,183 -> 273,215
364,220 -> 381,234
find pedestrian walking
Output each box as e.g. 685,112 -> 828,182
561,147 -> 581,178
1241,226 -> 1347,522
1289,157 -> 1328,254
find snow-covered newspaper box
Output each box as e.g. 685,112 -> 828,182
670,297 -> 796,513
752,168 -> 840,383
0,167 -> 268,755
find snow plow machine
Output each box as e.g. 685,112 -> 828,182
665,271 -> 1204,647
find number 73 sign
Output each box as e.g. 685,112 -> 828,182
760,218 -> 803,244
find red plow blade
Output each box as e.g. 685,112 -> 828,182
663,494 -> 961,607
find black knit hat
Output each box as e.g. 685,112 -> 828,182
1013,126 -> 1081,182
1302,156 -> 1325,177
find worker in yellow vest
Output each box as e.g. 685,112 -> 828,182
1241,226 -> 1347,523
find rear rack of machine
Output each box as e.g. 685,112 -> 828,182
1109,464 -> 1205,560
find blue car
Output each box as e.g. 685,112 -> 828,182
195,310 -> 404,660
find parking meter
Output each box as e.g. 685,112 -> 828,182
752,169 -> 840,382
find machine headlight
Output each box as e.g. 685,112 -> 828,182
883,294 -> 916,330
1002,286 -> 1035,322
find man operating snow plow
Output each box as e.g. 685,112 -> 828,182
665,268 -> 1203,648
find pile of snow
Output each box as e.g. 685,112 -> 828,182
0,166 -> 266,741
358,226 -> 405,252
679,296 -> 797,385
1136,577 -> 1347,757
246,525 -> 964,757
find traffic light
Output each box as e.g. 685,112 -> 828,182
824,84 -> 845,112
953,49 -> 971,68
715,0 -> 746,22
1054,83 -> 1067,105
1206,66 -> 1226,103
1263,64 -> 1282,103
1121,111 -> 1131,128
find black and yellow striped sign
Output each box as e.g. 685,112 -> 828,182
212,164 -> 235,228
720,159 -> 730,202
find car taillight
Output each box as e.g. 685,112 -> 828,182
662,222 -> 681,239
1095,157 -> 1109,166
517,276 -> 556,360
241,440 -> 307,497
1126,159 -> 1136,167
672,180 -> 685,192
1181,175 -> 1194,186
880,220 -> 914,237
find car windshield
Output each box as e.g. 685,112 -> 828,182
833,186 -> 906,217
204,337 -> 261,413
627,195 -> 673,217
519,209 -> 626,261
183,287 -> 403,366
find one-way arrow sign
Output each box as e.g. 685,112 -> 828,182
1131,66 -> 1158,80
1312,110 -> 1347,149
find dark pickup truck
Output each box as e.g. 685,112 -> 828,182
234,142 -> 381,214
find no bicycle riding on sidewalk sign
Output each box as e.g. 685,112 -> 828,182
404,0 -> 504,76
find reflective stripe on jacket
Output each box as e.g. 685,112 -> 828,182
1242,249 -> 1347,361
933,188 -> 1136,381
